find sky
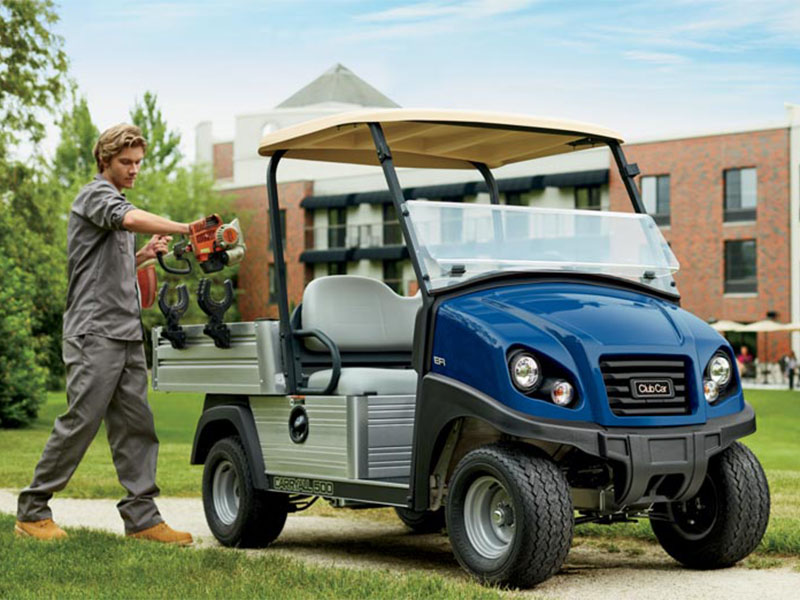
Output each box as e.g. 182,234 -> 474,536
47,0 -> 800,160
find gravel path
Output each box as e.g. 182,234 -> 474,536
2,489 -> 798,599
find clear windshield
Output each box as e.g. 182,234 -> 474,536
405,201 -> 679,293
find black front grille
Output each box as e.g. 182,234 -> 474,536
600,357 -> 690,416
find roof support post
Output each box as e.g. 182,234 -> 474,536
471,161 -> 505,242
471,162 -> 500,205
368,122 -> 431,296
265,150 -> 299,394
609,141 -> 645,214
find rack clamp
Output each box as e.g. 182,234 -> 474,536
197,278 -> 234,349
157,283 -> 189,349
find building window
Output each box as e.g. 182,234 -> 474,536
724,168 -> 757,222
327,262 -> 346,276
641,175 -> 670,225
575,186 -> 601,211
268,263 -> 277,303
383,203 -> 402,245
268,209 -> 287,252
328,207 -> 346,248
724,240 -> 757,294
440,196 -> 464,242
383,260 -> 403,295
504,192 -> 526,206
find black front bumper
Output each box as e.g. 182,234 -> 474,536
594,404 -> 755,506
415,374 -> 756,510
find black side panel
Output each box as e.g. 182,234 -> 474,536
410,374 -> 756,510
191,403 -> 268,490
410,374 -> 604,510
266,475 -> 409,507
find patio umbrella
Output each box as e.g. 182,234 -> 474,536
737,319 -> 791,332
735,320 -> 795,377
710,320 -> 745,332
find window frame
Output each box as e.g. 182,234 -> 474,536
723,167 -> 757,223
382,259 -> 403,295
574,185 -> 601,211
327,207 -> 347,249
640,174 -> 671,226
724,239 -> 757,294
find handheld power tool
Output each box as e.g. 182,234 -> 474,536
137,214 -> 246,308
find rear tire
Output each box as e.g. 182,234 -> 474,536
446,443 -> 573,588
395,507 -> 446,533
203,436 -> 289,548
650,441 -> 770,569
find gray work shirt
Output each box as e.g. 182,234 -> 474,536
62,175 -> 142,341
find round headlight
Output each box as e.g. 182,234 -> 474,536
510,353 -> 540,391
708,355 -> 732,387
704,379 -> 719,403
551,380 -> 574,406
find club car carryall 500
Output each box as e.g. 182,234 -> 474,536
152,110 -> 769,588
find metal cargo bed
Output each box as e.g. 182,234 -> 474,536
152,321 -> 285,395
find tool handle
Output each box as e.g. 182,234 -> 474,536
157,250 -> 193,275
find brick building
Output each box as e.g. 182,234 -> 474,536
198,66 -> 800,361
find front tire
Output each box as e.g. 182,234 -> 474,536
446,443 -> 573,588
203,436 -> 289,548
650,441 -> 770,569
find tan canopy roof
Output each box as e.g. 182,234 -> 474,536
257,109 -> 623,169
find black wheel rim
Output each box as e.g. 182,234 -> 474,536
668,476 -> 718,539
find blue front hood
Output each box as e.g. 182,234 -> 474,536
482,285 -> 686,347
430,281 -> 743,427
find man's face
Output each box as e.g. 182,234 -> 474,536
103,145 -> 144,191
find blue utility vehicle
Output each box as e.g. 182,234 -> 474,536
153,110 -> 769,588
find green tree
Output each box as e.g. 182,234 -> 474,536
0,0 -> 68,160
0,164 -> 64,426
130,91 -> 182,176
0,0 -> 69,426
53,93 -> 98,187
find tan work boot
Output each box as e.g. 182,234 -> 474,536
15,518 -> 68,540
127,522 -> 193,545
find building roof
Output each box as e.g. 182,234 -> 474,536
275,64 -> 400,109
258,108 -> 623,169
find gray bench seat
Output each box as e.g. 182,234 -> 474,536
302,275 -> 421,396
308,367 -> 418,396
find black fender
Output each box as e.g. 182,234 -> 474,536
191,399 -> 268,490
410,373 -> 756,511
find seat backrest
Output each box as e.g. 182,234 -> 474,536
301,275 -> 422,352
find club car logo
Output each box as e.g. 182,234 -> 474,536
630,378 -> 674,399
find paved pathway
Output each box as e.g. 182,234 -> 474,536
2,489 -> 799,600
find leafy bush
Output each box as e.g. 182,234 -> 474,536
0,208 -> 49,427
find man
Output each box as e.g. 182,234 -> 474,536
15,124 -> 195,544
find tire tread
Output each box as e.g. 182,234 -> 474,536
651,441 -> 770,569
447,442 -> 573,588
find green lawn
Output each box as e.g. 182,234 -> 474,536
0,515 -> 510,600
2,388 -> 799,556
0,390 -> 205,497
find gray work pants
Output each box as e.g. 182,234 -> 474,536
17,334 -> 163,533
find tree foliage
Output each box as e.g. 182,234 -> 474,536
53,93 -> 98,187
0,164 -> 63,426
130,91 -> 182,176
0,0 -> 68,160
0,0 -> 68,426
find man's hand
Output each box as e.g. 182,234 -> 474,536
137,234 -> 173,265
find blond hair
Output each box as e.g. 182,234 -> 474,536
93,124 -> 148,172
